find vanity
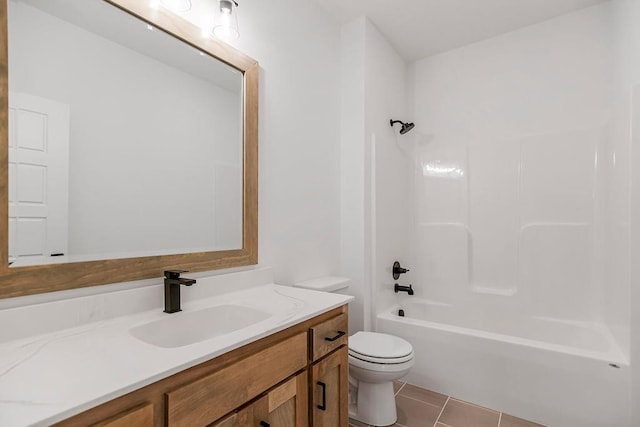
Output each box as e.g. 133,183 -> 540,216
62,308 -> 348,427
0,267 -> 353,426
0,1 -> 353,425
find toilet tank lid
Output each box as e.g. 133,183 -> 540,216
293,276 -> 350,292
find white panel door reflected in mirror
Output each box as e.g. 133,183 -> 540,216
8,93 -> 70,266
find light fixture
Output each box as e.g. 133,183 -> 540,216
212,0 -> 239,41
160,0 -> 192,12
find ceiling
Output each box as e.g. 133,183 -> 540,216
317,0 -> 609,61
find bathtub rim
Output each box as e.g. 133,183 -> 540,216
378,301 -> 629,366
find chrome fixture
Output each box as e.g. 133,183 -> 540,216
213,0 -> 240,41
390,119 -> 415,135
164,270 -> 196,313
392,261 -> 410,280
394,283 -> 414,295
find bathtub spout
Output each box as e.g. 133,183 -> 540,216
394,284 -> 414,295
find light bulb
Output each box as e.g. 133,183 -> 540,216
220,0 -> 233,14
212,0 -> 239,41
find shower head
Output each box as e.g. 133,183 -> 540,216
390,119 -> 415,135
400,122 -> 415,135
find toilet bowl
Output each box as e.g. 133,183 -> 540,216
348,331 -> 414,426
293,277 -> 414,426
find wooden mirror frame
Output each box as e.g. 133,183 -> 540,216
0,0 -> 258,299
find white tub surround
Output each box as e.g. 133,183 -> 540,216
369,4 -> 633,426
0,267 -> 353,427
378,301 -> 630,427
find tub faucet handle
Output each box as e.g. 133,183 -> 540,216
393,261 -> 410,280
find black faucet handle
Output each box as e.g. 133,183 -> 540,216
392,261 -> 410,280
180,277 -> 197,286
164,270 -> 188,280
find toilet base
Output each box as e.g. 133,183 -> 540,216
349,380 -> 397,426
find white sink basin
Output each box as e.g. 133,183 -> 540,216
130,304 -> 271,348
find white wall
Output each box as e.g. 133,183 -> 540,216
362,21 -> 411,324
339,18 -> 367,334
337,18 -> 409,333
611,0 -> 640,423
408,3 -> 617,327
220,0 -> 343,287
9,2 -> 242,258
631,82 -> 640,427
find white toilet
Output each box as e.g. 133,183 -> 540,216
294,276 -> 415,427
348,331 -> 414,425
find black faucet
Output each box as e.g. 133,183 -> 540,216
394,283 -> 414,295
164,270 -> 196,313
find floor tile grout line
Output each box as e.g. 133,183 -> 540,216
498,412 -> 502,427
433,395 -> 450,427
449,397 -> 501,414
397,393 -> 447,408
394,381 -> 406,396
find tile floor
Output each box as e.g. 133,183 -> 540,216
349,381 -> 547,427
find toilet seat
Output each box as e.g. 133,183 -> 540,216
349,332 -> 414,364
349,351 -> 414,365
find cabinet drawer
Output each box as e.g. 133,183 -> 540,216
90,403 -> 153,427
167,332 -> 307,427
310,313 -> 348,361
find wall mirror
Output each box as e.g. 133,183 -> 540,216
0,0 -> 259,298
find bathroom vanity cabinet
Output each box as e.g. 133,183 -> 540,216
54,305 -> 348,427
310,313 -> 350,426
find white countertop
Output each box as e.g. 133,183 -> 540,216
0,271 -> 353,427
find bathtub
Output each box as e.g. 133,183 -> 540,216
377,299 -> 631,427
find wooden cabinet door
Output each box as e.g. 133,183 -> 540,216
211,372 -> 308,427
311,346 -> 348,427
209,398 -> 263,427
263,372 -> 308,427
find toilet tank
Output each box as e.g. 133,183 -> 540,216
293,276 -> 351,294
